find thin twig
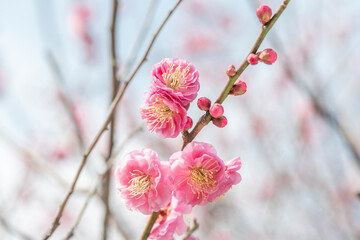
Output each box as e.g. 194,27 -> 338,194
47,51 -> 86,150
62,126 -> 142,240
0,131 -> 88,194
102,0 -> 120,239
0,214 -> 33,240
140,212 -> 159,240
181,0 -> 291,150
119,0 -> 160,81
42,0 -> 181,237
182,219 -> 199,240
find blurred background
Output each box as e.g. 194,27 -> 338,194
0,0 -> 359,239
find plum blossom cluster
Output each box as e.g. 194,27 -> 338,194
115,142 -> 241,240
141,58 -> 200,138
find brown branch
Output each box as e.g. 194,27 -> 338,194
181,0 -> 291,150
42,0 -> 180,236
46,52 -> 86,150
102,0 -> 120,239
62,126 -> 142,240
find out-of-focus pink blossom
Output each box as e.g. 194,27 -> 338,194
151,58 -> 200,106
149,197 -> 192,240
258,49 -> 277,65
115,149 -> 173,215
256,5 -> 272,24
67,3 -> 94,59
170,142 -> 241,206
212,115 -> 227,128
209,103 -> 224,118
247,53 -> 259,65
141,90 -> 187,138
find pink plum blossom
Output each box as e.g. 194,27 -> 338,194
141,90 -> 188,138
170,142 -> 241,206
151,58 -> 200,106
115,149 -> 173,215
149,197 -> 192,240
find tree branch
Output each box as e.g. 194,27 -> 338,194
181,0 -> 291,150
42,0 -> 181,237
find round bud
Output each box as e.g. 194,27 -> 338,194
229,80 -> 247,96
226,64 -> 236,77
209,103 -> 224,118
184,116 -> 193,131
258,48 -> 277,65
247,53 -> 259,65
256,5 -> 272,24
197,97 -> 211,111
212,116 -> 228,128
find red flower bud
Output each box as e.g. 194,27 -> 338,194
212,116 -> 228,128
209,103 -> 224,118
229,80 -> 247,96
184,116 -> 193,131
256,5 -> 272,24
247,53 -> 259,65
197,97 -> 211,111
226,64 -> 236,77
258,48 -> 277,65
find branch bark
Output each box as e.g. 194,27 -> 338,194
42,0 -> 182,237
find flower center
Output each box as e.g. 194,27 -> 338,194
127,170 -> 152,198
188,166 -> 217,200
141,96 -> 175,131
162,62 -> 192,90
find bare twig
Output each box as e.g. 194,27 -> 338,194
42,0 -> 182,237
182,219 -> 199,240
62,126 -> 142,240
47,52 -> 86,150
0,131 -> 87,194
181,0 -> 291,150
119,0 -> 160,81
0,214 -> 33,240
102,0 -> 120,239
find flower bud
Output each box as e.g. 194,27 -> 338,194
258,48 -> 277,65
256,5 -> 272,24
197,97 -> 211,111
212,116 -> 228,128
226,64 -> 236,77
247,53 -> 259,65
229,80 -> 247,96
209,103 -> 224,118
184,116 -> 193,131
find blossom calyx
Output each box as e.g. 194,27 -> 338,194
256,5 -> 272,24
